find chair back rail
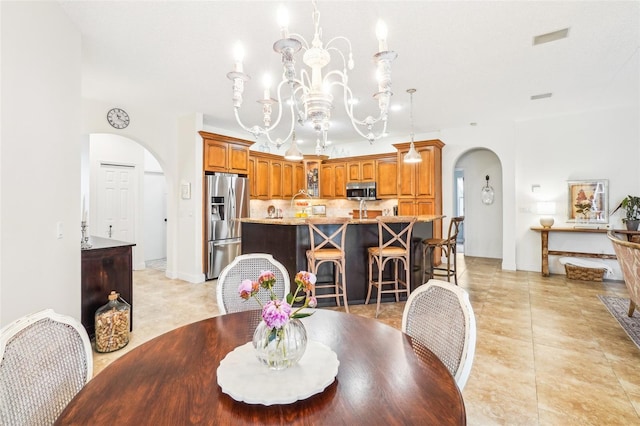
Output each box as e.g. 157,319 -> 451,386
401,279 -> 476,390
216,253 -> 291,314
0,309 -> 92,425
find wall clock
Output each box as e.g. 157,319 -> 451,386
107,108 -> 130,129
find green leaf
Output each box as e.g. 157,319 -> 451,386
291,312 -> 314,319
286,293 -> 293,304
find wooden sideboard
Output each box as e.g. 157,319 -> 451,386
530,226 -> 640,277
81,236 -> 135,338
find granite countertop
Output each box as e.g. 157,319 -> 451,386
240,215 -> 443,225
84,236 -> 136,250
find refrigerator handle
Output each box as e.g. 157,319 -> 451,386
229,183 -> 236,222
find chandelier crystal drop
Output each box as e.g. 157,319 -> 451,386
227,0 -> 397,153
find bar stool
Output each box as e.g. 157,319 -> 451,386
422,216 -> 464,285
305,217 -> 350,312
366,216 -> 417,318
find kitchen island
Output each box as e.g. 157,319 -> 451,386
240,215 -> 442,306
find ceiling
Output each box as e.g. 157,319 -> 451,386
59,1 -> 639,152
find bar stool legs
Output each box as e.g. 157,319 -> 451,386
421,216 -> 464,285
305,218 -> 350,312
365,216 -> 417,318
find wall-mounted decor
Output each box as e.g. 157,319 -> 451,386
481,175 -> 495,205
567,179 -> 608,223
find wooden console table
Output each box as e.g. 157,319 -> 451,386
531,227 -> 640,276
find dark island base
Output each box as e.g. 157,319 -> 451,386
241,221 -> 434,307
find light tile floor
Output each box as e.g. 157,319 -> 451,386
92,256 -> 640,424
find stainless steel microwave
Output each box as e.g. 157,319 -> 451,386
346,182 -> 377,200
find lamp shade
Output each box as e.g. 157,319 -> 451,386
536,201 -> 556,228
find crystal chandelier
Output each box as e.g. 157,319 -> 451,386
227,0 -> 397,155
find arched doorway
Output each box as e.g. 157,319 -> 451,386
454,148 -> 503,259
83,133 -> 168,271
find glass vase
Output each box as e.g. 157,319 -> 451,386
253,318 -> 307,370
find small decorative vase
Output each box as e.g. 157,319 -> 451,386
626,219 -> 640,231
253,318 -> 307,370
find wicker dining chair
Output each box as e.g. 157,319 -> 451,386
0,309 -> 93,425
216,253 -> 291,314
402,279 -> 476,390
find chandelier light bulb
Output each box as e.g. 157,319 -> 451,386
375,20 -> 388,52
262,74 -> 272,100
233,42 -> 244,72
277,6 -> 289,38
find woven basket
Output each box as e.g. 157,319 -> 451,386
564,264 -> 605,281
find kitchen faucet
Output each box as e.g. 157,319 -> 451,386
359,199 -> 368,219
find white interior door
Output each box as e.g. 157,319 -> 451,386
98,163 -> 135,242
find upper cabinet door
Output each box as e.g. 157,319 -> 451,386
200,131 -> 253,174
203,139 -> 228,172
227,143 -> 250,174
376,156 -> 398,198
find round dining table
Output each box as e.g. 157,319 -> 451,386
56,309 -> 466,425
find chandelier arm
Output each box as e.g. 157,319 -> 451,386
287,33 -> 310,50
327,77 -> 389,128
233,107 -> 266,137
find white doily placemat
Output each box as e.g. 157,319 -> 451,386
217,341 -> 339,405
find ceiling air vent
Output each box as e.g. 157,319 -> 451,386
533,28 -> 570,46
530,93 -> 553,100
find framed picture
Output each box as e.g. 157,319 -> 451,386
567,179 -> 609,223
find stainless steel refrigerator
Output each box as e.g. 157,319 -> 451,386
206,173 -> 249,279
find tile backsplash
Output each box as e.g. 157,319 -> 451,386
250,199 -> 398,218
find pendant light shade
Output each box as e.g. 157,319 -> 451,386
404,143 -> 422,163
284,131 -> 303,160
403,88 -> 422,163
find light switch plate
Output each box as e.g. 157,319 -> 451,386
181,182 -> 191,199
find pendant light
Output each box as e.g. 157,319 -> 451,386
284,130 -> 303,161
404,88 -> 422,163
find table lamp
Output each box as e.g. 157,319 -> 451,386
537,201 -> 556,228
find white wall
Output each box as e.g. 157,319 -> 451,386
515,106 -> 640,278
456,149 -> 503,259
1,2 -> 82,325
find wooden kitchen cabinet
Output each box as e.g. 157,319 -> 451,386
320,162 -> 346,198
376,155 -> 398,199
347,160 -> 375,182
200,131 -> 253,174
395,140 -> 443,199
255,156 -> 269,199
269,159 -> 283,199
294,163 -> 305,194
302,156 -> 326,197
282,162 -> 294,198
398,198 -> 436,216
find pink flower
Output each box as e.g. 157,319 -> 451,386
258,270 -> 277,289
307,296 -> 317,308
262,300 -> 292,329
238,279 -> 258,300
295,271 -> 317,292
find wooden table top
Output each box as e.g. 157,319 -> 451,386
56,310 -> 465,425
